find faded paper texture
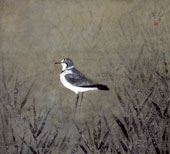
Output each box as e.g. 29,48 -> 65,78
0,0 -> 170,153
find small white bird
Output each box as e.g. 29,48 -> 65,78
55,58 -> 109,113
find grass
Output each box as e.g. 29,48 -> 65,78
0,51 -> 169,154
72,117 -> 112,154
0,62 -> 74,154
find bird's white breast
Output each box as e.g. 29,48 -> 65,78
60,70 -> 98,94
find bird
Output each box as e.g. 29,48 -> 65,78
55,58 -> 109,113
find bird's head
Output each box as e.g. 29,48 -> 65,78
55,58 -> 74,71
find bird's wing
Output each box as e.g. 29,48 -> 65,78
65,68 -> 94,87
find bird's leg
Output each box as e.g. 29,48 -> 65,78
74,93 -> 79,114
79,93 -> 84,114
80,93 -> 84,105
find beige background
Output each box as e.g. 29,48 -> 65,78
0,0 -> 170,153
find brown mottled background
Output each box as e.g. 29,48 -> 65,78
0,0 -> 170,153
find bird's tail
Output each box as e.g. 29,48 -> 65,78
80,84 -> 109,90
96,84 -> 109,90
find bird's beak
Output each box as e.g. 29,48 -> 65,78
55,62 -> 61,64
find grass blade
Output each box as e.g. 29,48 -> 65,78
162,121 -> 168,142
47,126 -> 60,148
112,112 -> 128,140
33,100 -> 38,134
14,75 -> 19,107
97,119 -> 101,141
158,88 -> 165,99
73,120 -> 93,153
147,126 -> 160,154
85,122 -> 93,146
19,136 -> 37,154
98,118 -> 114,150
119,139 -> 128,153
98,129 -> 110,150
124,87 -> 138,113
71,137 -> 81,154
132,118 -> 139,137
93,128 -> 98,149
10,125 -> 18,152
115,88 -> 126,111
37,131 -> 48,147
41,132 -> 51,152
101,142 -> 109,154
156,71 -> 169,90
152,101 -> 163,118
20,81 -> 35,109
1,59 -> 11,105
37,108 -> 51,137
27,118 -> 36,138
19,132 -> 26,154
137,87 -> 154,116
164,101 -> 169,118
79,144 -> 88,153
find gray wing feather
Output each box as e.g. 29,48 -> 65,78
65,68 -> 94,87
